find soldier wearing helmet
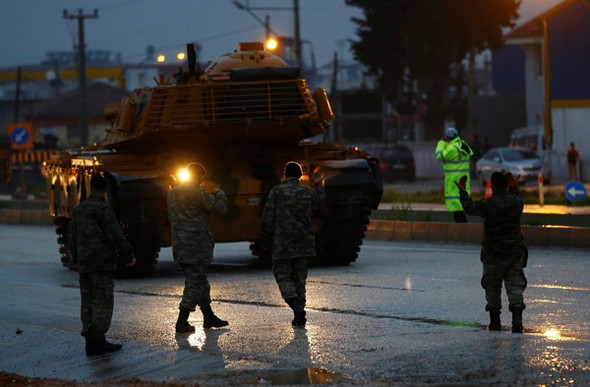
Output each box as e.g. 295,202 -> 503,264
69,174 -> 136,356
167,162 -> 229,333
260,161 -> 326,326
455,172 -> 527,333
435,127 -> 474,223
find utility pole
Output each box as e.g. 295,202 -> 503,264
63,8 -> 98,146
293,0 -> 302,69
14,67 -> 21,122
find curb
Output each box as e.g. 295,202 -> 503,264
366,219 -> 589,248
1,209 -> 588,248
0,209 -> 54,226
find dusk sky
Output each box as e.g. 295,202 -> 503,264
0,0 -> 563,69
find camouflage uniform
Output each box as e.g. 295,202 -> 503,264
260,177 -> 326,305
167,182 -> 227,311
68,192 -> 134,339
459,185 -> 527,313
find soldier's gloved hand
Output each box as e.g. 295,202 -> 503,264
453,175 -> 468,191
313,166 -> 325,188
126,255 -> 136,268
506,172 -> 521,188
260,240 -> 270,252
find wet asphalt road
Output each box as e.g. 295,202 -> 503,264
1,224 -> 589,386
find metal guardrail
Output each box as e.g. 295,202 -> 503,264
143,80 -> 312,128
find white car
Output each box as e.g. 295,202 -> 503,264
475,146 -> 551,186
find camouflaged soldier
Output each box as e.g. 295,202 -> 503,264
260,161 -> 326,326
68,174 -> 136,356
456,171 -> 527,333
168,163 -> 229,333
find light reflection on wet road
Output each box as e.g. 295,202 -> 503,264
0,224 -> 589,385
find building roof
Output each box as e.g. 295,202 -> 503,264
506,0 -> 586,40
27,82 -> 128,121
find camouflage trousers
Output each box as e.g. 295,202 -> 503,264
480,248 -> 527,313
79,271 -> 114,338
179,263 -> 211,311
272,257 -> 309,306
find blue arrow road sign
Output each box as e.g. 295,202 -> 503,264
10,126 -> 30,146
565,181 -> 587,203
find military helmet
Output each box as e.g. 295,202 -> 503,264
90,174 -> 108,191
491,172 -> 508,190
284,161 -> 302,178
186,162 -> 207,180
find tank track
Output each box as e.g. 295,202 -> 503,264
117,221 -> 159,278
55,217 -> 77,271
315,189 -> 372,266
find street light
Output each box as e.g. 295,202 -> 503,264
232,0 -> 301,67
265,38 -> 278,51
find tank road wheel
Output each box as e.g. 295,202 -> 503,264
55,217 -> 77,271
116,222 -> 160,278
315,188 -> 372,266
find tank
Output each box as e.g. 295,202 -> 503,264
42,42 -> 383,277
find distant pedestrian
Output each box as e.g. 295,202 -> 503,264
567,142 -> 581,181
435,127 -> 474,223
168,162 -> 229,333
68,174 -> 136,356
455,171 -> 527,333
260,161 -> 326,326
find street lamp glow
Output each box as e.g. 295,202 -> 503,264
177,52 -> 186,61
157,54 -> 166,63
266,38 -> 278,51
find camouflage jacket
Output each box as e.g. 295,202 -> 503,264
167,183 -> 228,265
68,192 -> 134,274
459,187 -> 525,257
260,177 -> 326,260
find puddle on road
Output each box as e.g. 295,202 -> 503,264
244,367 -> 350,385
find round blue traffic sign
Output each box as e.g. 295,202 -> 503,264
565,181 -> 587,203
10,126 -> 30,146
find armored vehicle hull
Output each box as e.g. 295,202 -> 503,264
42,43 -> 383,277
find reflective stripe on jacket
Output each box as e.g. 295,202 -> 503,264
435,137 -> 473,211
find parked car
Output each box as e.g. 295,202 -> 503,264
475,146 -> 551,186
377,145 -> 416,182
357,144 -> 416,182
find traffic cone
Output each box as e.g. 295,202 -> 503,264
484,180 -> 492,198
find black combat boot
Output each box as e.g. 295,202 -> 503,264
83,334 -> 93,356
286,298 -> 306,327
512,308 -> 523,333
200,304 -> 229,329
488,311 -> 502,331
87,336 -> 122,356
100,337 -> 123,353
175,308 -> 195,333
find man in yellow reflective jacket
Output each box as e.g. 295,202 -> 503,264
435,127 -> 474,223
